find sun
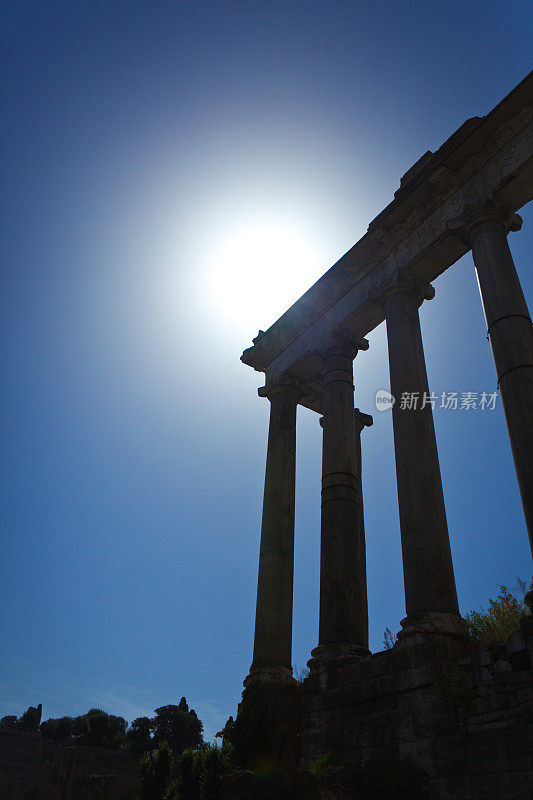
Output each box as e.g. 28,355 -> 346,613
206,223 -> 324,334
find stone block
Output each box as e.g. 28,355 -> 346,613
478,647 -> 493,666
505,629 -> 526,653
516,699 -> 533,717
375,672 -> 396,695
295,637 -> 531,795
471,769 -> 532,800
494,658 -> 512,672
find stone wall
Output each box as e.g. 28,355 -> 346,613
221,621 -> 533,800
0,729 -> 138,800
299,620 -> 533,799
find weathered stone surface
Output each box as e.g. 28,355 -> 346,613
383,279 -> 461,635
247,377 -> 300,685
238,75 -> 533,800
298,628 -> 533,800
223,682 -> 301,788
241,75 -> 533,397
0,730 -> 138,800
311,333 -> 370,666
224,625 -> 532,798
466,206 -> 533,550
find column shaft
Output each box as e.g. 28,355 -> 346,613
249,380 -> 298,683
317,336 -> 369,655
469,218 -> 533,553
384,285 -> 460,632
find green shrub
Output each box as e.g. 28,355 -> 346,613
382,627 -> 396,650
465,582 -> 527,646
309,752 -> 335,773
175,743 -> 232,800
139,740 -> 174,800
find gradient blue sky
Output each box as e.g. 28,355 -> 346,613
1,1 -> 532,741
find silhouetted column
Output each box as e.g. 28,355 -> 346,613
309,331 -> 370,669
466,207 -> 533,554
354,409 -> 373,594
246,376 -> 300,686
383,279 -> 464,641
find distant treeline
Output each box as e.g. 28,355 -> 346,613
0,698 -> 237,799
0,696 -> 203,756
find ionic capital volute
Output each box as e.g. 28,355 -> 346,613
371,273 -> 435,309
318,327 -> 369,360
258,373 -> 303,401
447,199 -> 522,246
319,411 -> 373,431
353,408 -> 374,432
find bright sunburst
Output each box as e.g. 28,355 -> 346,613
207,223 -> 324,333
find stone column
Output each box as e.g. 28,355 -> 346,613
309,331 -> 370,668
465,206 -> 533,554
246,376 -> 300,685
383,279 -> 463,640
354,409 -> 373,582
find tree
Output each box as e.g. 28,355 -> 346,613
175,744 -> 231,800
41,709 -> 126,748
40,716 -> 73,742
18,704 -> 42,733
187,710 -> 203,748
139,740 -> 174,800
4,698 -> 207,764
151,699 -> 203,756
1,706 -> 42,733
71,713 -> 88,738
177,748 -> 202,800
198,744 -> 229,800
0,716 -> 18,729
126,716 -> 152,753
84,708 -> 126,748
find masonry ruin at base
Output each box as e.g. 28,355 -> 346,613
235,73 -> 533,798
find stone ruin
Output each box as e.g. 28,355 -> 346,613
234,72 -> 533,799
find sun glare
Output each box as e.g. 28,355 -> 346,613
207,224 -> 325,334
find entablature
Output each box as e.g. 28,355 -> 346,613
241,73 -> 533,409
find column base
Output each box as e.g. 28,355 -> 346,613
396,612 -> 467,646
307,643 -> 370,674
243,665 -> 297,688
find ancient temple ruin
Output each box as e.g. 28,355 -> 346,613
236,73 -> 533,798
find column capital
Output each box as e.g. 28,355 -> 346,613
353,408 -> 373,432
447,199 -> 522,245
319,411 -> 373,430
372,274 -> 435,309
258,373 -> 302,401
318,327 -> 369,359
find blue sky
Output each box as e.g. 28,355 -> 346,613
1,1 -> 532,742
